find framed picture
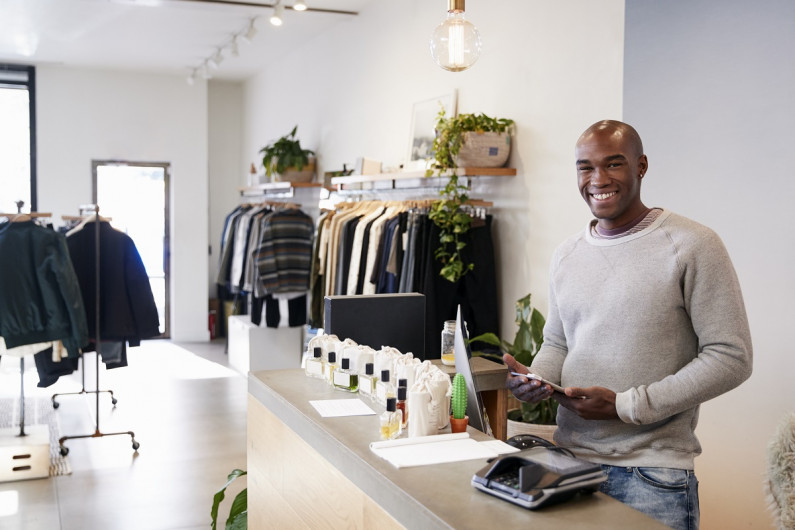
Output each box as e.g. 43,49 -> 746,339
406,90 -> 457,170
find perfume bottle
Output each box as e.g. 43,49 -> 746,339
333,358 -> 359,392
358,362 -> 377,400
305,346 -> 324,379
396,385 -> 408,430
441,320 -> 456,366
376,369 -> 395,406
380,397 -> 401,440
324,351 -> 338,385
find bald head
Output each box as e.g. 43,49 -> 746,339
578,120 -> 644,159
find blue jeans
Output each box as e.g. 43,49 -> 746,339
599,465 -> 699,530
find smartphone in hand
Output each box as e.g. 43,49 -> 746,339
510,372 -> 565,393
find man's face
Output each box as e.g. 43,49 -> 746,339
575,128 -> 648,230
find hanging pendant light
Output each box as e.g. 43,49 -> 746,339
429,0 -> 482,72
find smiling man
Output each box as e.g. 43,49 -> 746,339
503,120 -> 753,529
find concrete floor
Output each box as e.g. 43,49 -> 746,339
0,339 -> 247,530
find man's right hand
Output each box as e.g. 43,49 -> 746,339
503,353 -> 555,403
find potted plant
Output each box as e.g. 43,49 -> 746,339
470,293 -> 558,441
210,468 -> 247,530
450,372 -> 469,432
427,109 -> 514,283
259,125 -> 316,183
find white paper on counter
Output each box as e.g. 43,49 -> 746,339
309,399 -> 376,417
369,432 -> 499,468
479,439 -> 521,455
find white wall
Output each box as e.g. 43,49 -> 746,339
624,1 -> 795,527
36,66 -> 209,341
208,81 -> 244,293
239,0 -> 625,335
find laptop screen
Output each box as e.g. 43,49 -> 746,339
453,305 -> 493,436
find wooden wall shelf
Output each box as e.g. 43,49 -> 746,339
330,167 -> 515,191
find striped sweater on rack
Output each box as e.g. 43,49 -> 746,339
251,208 -> 314,297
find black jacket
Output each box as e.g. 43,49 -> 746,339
66,221 -> 160,344
0,220 -> 89,356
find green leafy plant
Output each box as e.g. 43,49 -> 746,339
470,293 -> 558,425
428,175 -> 472,283
211,468 -> 247,530
451,373 -> 468,419
259,125 -> 315,178
427,109 -> 515,176
426,108 -> 514,283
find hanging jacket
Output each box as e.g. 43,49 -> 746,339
0,220 -> 89,356
66,221 -> 160,345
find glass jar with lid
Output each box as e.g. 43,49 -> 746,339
441,320 -> 456,366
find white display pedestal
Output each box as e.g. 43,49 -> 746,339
227,315 -> 303,375
0,424 -> 50,482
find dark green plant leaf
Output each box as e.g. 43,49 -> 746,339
211,469 -> 246,530
226,488 -> 247,530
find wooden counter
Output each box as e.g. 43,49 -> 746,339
247,369 -> 666,529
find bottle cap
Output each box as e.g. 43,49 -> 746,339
313,346 -> 321,358
381,369 -> 390,382
386,397 -> 396,412
365,362 -> 374,375
328,351 -> 336,363
341,358 -> 350,370
397,386 -> 407,400
398,378 -> 407,388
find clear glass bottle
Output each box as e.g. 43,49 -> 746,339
333,358 -> 359,392
324,351 -> 338,385
441,320 -> 456,366
358,362 -> 377,401
396,385 -> 408,430
376,369 -> 395,406
380,397 -> 401,440
305,346 -> 325,379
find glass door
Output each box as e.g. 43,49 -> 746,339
93,161 -> 170,337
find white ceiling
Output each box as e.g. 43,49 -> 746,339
0,0 -> 372,81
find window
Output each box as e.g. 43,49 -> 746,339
0,64 -> 36,213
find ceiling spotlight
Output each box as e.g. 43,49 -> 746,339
241,18 -> 257,43
293,0 -> 307,11
429,0 -> 482,72
228,38 -> 239,57
212,48 -> 224,66
270,4 -> 285,26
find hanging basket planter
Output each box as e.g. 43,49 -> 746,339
453,131 -> 511,168
274,158 -> 316,183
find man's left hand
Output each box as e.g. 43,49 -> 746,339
554,386 -> 619,420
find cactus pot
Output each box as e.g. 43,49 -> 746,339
449,415 -> 469,433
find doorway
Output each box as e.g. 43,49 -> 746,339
93,160 -> 170,337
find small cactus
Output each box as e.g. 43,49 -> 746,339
451,373 -> 467,419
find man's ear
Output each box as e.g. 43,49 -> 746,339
638,154 -> 649,177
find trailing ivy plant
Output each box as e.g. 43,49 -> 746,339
259,125 -> 315,178
428,174 -> 473,282
426,108 -> 514,283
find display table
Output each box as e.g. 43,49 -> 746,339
248,369 -> 666,529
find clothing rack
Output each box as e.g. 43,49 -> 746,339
53,205 -> 139,456
0,208 -> 52,438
